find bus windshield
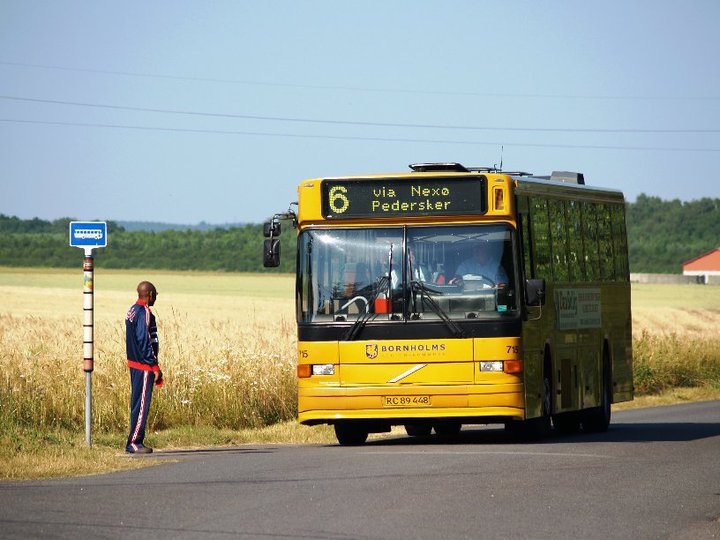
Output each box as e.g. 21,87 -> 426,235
297,224 -> 517,323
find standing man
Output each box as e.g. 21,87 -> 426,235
125,281 -> 163,454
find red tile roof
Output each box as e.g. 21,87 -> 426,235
683,248 -> 720,271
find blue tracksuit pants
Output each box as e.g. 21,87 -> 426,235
126,368 -> 155,452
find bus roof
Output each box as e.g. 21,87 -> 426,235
513,174 -> 625,203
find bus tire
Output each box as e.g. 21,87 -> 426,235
583,349 -> 612,433
508,358 -> 553,440
334,423 -> 369,446
433,421 -> 462,441
405,423 -> 432,437
540,365 -> 553,434
553,412 -> 581,435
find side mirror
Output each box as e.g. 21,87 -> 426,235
525,278 -> 546,307
263,221 -> 281,238
263,239 -> 281,267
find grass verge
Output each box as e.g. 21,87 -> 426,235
0,421 -> 335,481
614,386 -> 720,410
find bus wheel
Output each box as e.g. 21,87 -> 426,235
405,423 -> 432,437
583,351 -> 612,433
334,423 -> 369,446
508,366 -> 552,440
540,369 -> 552,433
553,412 -> 581,435
532,367 -> 553,437
433,421 -> 462,441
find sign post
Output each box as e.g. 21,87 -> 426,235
69,221 -> 107,447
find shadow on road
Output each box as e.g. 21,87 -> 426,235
578,422 -> 720,443
151,447 -> 276,457
358,421 -> 720,447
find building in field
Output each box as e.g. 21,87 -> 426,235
682,248 -> 720,284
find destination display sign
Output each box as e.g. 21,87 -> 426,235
321,177 -> 487,219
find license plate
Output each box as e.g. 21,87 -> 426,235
382,395 -> 431,407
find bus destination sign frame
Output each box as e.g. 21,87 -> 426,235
321,177 -> 487,219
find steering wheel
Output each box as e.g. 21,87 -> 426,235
457,274 -> 496,291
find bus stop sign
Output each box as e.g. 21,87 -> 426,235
68,220 -> 107,447
69,221 -> 107,249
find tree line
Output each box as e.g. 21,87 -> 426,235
0,216 -> 295,273
626,194 -> 719,273
1,194 -> 718,274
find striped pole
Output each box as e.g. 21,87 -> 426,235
83,249 -> 94,447
68,222 -> 106,448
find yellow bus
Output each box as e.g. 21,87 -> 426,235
264,162 -> 633,445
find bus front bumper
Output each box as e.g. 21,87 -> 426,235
298,384 -> 525,425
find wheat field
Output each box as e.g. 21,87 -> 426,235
630,284 -> 720,393
0,268 -> 297,434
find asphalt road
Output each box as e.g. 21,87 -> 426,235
2,401 -> 719,539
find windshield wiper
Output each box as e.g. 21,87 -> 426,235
344,244 -> 394,341
410,280 -> 465,338
344,275 -> 389,341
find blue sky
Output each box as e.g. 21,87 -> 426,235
1,1 -> 719,224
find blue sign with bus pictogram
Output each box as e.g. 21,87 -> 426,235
69,221 -> 107,248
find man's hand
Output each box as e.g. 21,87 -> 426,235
155,370 -> 164,387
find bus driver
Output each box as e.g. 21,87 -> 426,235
449,240 -> 509,287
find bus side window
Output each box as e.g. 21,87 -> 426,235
612,205 -> 629,281
530,198 -> 551,280
583,202 -> 600,281
597,204 -> 615,281
550,199 -> 569,282
567,200 -> 585,281
519,207 -> 533,280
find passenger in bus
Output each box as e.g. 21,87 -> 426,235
343,262 -> 372,296
407,249 -> 431,282
433,263 -> 447,285
449,240 -> 509,287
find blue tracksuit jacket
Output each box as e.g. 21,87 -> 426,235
125,300 -> 159,371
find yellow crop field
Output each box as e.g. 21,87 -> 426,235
632,283 -> 720,335
631,284 -> 720,394
0,268 -> 298,435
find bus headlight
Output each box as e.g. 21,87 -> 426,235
312,364 -> 335,376
479,361 -> 523,374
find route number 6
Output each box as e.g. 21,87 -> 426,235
328,186 -> 349,214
